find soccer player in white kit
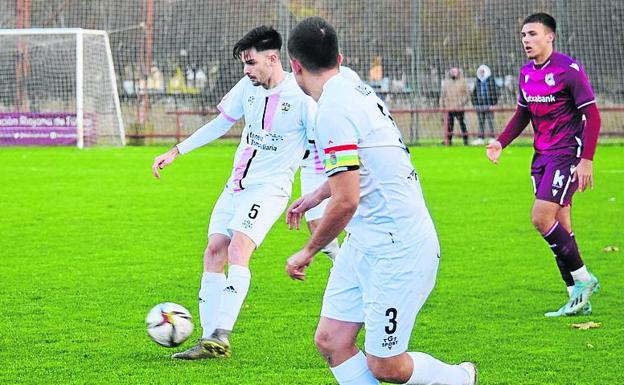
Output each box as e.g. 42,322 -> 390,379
151,26 -> 315,359
285,18 -> 477,385
299,66 -> 362,261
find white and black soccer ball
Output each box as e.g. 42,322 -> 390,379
146,302 -> 194,347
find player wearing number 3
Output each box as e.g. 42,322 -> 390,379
286,17 -> 477,385
151,26 -> 315,359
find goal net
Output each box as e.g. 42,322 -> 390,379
0,29 -> 125,147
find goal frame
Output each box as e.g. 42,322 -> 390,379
0,28 -> 125,148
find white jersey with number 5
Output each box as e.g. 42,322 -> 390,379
218,73 -> 316,194
315,73 -> 436,250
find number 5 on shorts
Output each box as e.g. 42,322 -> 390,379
248,204 -> 261,219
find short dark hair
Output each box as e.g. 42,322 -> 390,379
287,17 -> 339,72
233,26 -> 282,60
523,13 -> 556,33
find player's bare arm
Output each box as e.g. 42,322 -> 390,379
286,180 -> 331,230
286,170 -> 359,280
152,146 -> 180,179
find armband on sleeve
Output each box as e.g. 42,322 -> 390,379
324,144 -> 360,177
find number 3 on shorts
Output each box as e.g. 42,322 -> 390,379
385,307 -> 398,334
248,204 -> 261,219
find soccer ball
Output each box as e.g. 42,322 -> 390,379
146,302 -> 194,347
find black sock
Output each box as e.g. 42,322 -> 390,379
543,222 -> 584,272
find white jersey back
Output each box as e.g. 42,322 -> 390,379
218,73 -> 315,193
301,66 -> 361,176
315,73 -> 436,250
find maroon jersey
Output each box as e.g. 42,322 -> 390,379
518,51 -> 595,156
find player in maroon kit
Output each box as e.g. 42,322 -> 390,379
486,13 -> 601,317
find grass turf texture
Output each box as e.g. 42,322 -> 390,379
1,144 -> 622,385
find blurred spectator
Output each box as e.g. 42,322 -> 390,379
439,67 -> 469,145
186,64 -> 207,90
195,68 -> 207,90
471,64 -> 499,145
369,56 -> 383,83
168,65 -> 199,95
167,66 -> 186,94
122,64 -> 139,95
147,65 -> 165,93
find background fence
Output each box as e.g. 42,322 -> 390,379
1,0 -> 623,144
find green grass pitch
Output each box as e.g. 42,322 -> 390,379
1,144 -> 622,385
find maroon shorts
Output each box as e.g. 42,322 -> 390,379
531,153 -> 580,206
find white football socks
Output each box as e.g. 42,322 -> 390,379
217,264 -> 251,331
404,352 -> 470,385
199,272 -> 226,339
567,286 -> 575,296
570,265 -> 591,282
330,351 -> 379,385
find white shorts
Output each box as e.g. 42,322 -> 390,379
320,233 -> 440,358
208,185 -> 290,247
300,172 -> 329,222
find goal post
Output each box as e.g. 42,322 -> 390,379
0,28 -> 125,147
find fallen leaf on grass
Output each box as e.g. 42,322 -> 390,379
602,246 -> 619,252
571,321 -> 601,330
